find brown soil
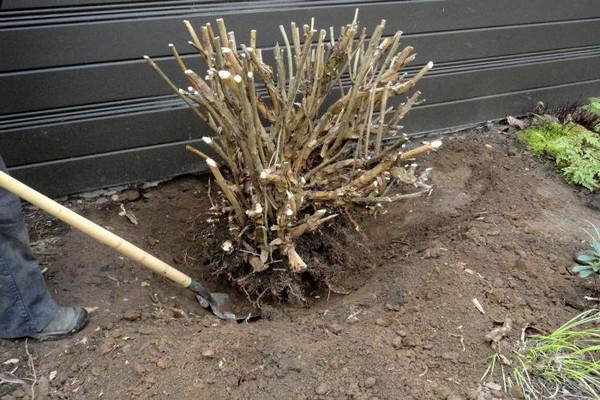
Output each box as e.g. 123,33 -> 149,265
1,126 -> 599,400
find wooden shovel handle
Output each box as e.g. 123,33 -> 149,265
0,171 -> 192,288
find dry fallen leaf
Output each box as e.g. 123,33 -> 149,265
118,204 -> 139,225
249,255 -> 268,273
2,358 -> 19,365
506,115 -> 526,130
84,306 -> 99,313
49,370 -> 57,381
472,298 -> 486,314
485,318 -> 513,343
170,307 -> 186,318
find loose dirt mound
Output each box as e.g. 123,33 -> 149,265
1,127 -> 599,400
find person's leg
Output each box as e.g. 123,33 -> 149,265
0,156 -> 58,338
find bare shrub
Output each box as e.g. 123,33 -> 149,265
145,13 -> 441,299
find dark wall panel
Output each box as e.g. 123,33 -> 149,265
404,79 -> 600,135
3,20 -> 600,115
1,106 -> 203,166
11,79 -> 600,197
10,140 -> 212,197
2,1 -> 600,71
1,0 -> 599,196
3,52 -> 600,166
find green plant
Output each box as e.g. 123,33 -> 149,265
483,310 -> 600,399
571,222 -> 600,278
145,14 -> 440,299
584,97 -> 600,132
517,122 -> 600,191
585,98 -> 600,114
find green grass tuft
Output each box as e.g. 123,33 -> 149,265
484,310 -> 600,399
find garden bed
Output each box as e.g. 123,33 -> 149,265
1,125 -> 599,400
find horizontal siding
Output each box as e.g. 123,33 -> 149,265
11,79 -> 600,198
4,49 -> 600,166
3,20 -> 600,115
1,0 -> 599,196
2,0 -> 600,71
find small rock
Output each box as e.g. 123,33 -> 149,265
275,369 -> 287,378
491,278 -> 504,288
283,359 -> 304,373
122,309 -> 142,321
423,247 -> 442,259
498,261 -> 513,271
327,323 -> 344,335
202,349 -> 215,358
202,316 -> 219,327
515,258 -> 535,276
385,303 -> 402,312
391,336 -> 403,349
484,382 -> 502,391
346,382 -> 360,397
113,189 -> 141,202
466,389 -> 479,400
315,383 -> 329,395
133,363 -> 145,375
144,376 -> 156,385
441,352 -> 459,362
432,383 -> 452,398
146,236 -> 159,247
98,340 -> 114,355
402,335 -> 418,347
375,318 -> 392,327
364,377 -> 377,388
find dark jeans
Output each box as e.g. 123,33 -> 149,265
0,155 -> 57,338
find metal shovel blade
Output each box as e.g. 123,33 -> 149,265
188,279 -> 260,322
196,293 -> 260,322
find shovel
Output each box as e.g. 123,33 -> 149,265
0,171 -> 258,322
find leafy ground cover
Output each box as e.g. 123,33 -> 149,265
516,98 -> 600,191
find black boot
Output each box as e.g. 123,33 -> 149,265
28,306 -> 88,341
